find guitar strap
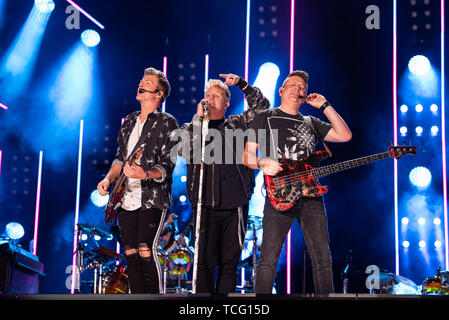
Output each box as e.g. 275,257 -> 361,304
126,111 -> 158,163
304,116 -> 333,157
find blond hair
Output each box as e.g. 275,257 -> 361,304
205,79 -> 230,101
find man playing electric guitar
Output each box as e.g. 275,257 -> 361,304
243,70 -> 352,294
96,67 -> 179,294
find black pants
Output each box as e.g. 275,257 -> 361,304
118,207 -> 165,293
194,205 -> 248,294
255,197 -> 334,294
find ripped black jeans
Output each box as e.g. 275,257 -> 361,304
118,207 -> 165,294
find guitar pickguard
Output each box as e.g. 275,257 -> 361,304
265,151 -> 329,212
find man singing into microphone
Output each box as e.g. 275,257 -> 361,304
179,73 -> 270,293
97,67 -> 179,293
243,70 -> 352,294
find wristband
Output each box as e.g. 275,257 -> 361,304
143,171 -> 149,181
320,101 -> 330,112
257,158 -> 263,169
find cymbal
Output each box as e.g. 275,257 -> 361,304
376,271 -> 417,288
78,223 -> 112,239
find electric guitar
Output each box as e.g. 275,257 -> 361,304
264,146 -> 417,211
104,146 -> 144,223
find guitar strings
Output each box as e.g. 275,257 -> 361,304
271,152 -> 392,187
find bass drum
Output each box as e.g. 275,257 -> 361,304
169,249 -> 192,275
104,265 -> 129,294
421,277 -> 449,295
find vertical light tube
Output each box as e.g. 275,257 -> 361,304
162,56 -> 168,113
440,0 -> 448,270
393,0 -> 400,275
32,150 -> 43,256
286,0 -> 295,294
0,150 -> 2,176
243,0 -> 251,111
71,119 -> 84,294
204,53 -> 209,91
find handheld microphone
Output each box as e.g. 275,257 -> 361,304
298,94 -> 307,99
201,101 -> 210,110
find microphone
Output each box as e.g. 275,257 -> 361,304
138,88 -> 159,94
298,94 -> 307,99
201,101 -> 210,111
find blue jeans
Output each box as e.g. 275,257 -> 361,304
255,197 -> 334,294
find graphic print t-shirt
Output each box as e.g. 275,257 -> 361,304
248,108 -> 332,161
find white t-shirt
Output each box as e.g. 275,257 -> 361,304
121,118 -> 147,211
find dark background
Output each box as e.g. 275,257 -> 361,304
0,0 -> 446,294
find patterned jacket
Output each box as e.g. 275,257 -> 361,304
180,81 -> 270,208
113,108 -> 179,211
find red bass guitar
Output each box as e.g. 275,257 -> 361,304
264,146 -> 417,211
104,146 -> 144,223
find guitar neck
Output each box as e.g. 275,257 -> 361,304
311,151 -> 391,178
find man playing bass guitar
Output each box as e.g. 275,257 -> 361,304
243,70 -> 352,294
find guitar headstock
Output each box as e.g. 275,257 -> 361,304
389,146 -> 417,159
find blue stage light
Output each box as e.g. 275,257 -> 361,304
400,126 -> 407,136
408,55 -> 431,76
409,166 -> 432,189
415,104 -> 423,112
81,29 -> 100,47
5,222 -> 25,240
415,126 -> 423,136
431,125 -> 439,136
252,62 -> 280,106
90,189 -> 109,207
34,0 -> 55,13
400,104 -> 408,113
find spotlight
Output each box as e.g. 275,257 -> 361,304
180,175 -> 187,183
408,55 -> 431,75
430,104 -> 438,113
400,126 -> 408,136
418,240 -> 426,248
5,222 -> 25,240
430,125 -> 439,136
81,29 -> 100,47
415,126 -> 423,136
34,0 -> 55,13
434,240 -> 442,248
90,189 -> 109,207
418,217 -> 426,225
179,195 -> 186,202
400,104 -> 408,113
402,240 -> 410,248
415,104 -> 423,112
401,217 -> 409,225
433,217 -> 441,225
409,166 -> 432,189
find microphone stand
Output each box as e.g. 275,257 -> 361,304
192,107 -> 209,294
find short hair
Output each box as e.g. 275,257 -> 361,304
205,79 -> 231,101
282,70 -> 309,87
144,67 -> 171,103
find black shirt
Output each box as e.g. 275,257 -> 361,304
248,107 -> 332,161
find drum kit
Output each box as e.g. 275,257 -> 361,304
74,223 -> 195,294
364,266 -> 449,295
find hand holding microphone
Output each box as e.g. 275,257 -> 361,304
196,99 -> 210,117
